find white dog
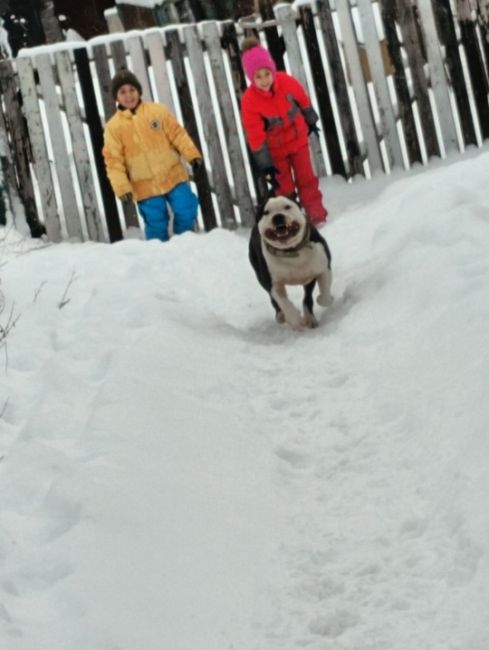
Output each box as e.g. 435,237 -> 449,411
249,196 -> 333,329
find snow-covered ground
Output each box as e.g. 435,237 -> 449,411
1,147 -> 489,650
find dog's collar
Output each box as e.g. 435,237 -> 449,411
265,222 -> 311,258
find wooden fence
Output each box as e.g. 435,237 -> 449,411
0,0 -> 488,243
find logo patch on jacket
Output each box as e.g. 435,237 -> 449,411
150,120 -> 160,130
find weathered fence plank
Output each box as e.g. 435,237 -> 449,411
93,42 -> 115,121
183,23 -> 236,228
273,3 -> 326,177
126,34 -> 153,100
0,60 -> 44,236
201,21 -> 255,226
55,50 -> 105,242
74,48 -> 123,242
356,0 -> 404,170
98,38 -> 139,229
146,30 -> 176,110
16,56 -> 62,242
0,99 -> 16,211
416,0 -> 459,153
0,109 -> 10,226
35,53 -> 83,240
380,0 -> 423,165
262,8 -> 287,71
455,0 -> 489,140
221,21 -> 268,203
475,0 -> 489,74
393,0 -> 440,158
300,5 -> 346,177
110,39 -> 128,72
432,0 -> 478,146
335,0 -> 384,172
165,28 -> 217,231
315,0 -> 364,176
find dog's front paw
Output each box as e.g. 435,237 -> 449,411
275,311 -> 285,324
288,314 -> 307,331
303,312 -> 318,329
317,293 -> 334,307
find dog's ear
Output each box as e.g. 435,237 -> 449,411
254,196 -> 270,222
285,192 -> 303,210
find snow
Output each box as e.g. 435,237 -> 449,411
115,0 -> 163,8
1,147 -> 489,650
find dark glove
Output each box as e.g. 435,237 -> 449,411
191,158 -> 203,172
263,165 -> 279,189
119,192 -> 133,205
308,123 -> 320,137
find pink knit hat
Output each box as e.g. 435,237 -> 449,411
242,43 -> 277,83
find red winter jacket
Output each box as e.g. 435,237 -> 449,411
241,71 -> 318,169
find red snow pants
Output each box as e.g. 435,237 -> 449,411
272,144 -> 327,223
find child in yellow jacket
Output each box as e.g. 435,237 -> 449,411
103,68 -> 202,241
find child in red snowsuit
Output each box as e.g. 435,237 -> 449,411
240,38 -> 327,225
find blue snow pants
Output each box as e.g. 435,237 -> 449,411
137,182 -> 199,241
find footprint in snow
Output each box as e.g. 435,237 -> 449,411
309,608 -> 361,638
274,445 -> 311,469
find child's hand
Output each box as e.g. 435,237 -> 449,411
119,192 -> 133,205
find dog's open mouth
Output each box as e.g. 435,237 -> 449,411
265,220 -> 301,242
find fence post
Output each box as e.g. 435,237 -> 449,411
0,61 -> 44,236
201,21 -> 255,226
356,0 -> 405,170
110,39 -> 128,72
455,0 -> 489,140
432,0 -> 478,146
16,57 -> 62,242
73,48 -> 123,242
393,0 -> 440,159
93,43 -> 115,121
166,28 -> 217,231
416,0 -> 459,154
259,1 -> 287,72
35,52 -> 83,240
55,50 -> 106,242
299,5 -> 346,177
315,0 -> 364,177
146,30 -> 176,110
335,0 -> 384,173
221,21 -> 268,204
381,0 -> 423,165
126,35 -> 153,100
0,111 -> 8,226
105,8 -> 125,34
273,3 -> 326,177
182,23 -> 237,229
475,0 -> 489,71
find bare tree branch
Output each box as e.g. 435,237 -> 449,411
0,397 -> 9,420
0,301 -> 20,374
33,281 -> 47,303
58,269 -> 77,309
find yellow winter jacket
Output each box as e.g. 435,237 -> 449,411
102,101 -> 201,201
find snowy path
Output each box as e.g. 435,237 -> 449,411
1,150 -> 489,649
